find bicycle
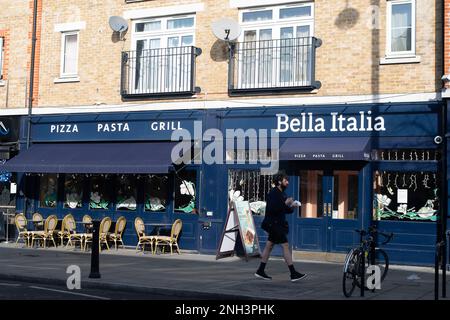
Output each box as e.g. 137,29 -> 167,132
342,226 -> 394,298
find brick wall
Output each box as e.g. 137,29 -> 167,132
1,0 -> 444,109
0,0 -> 33,109
444,0 -> 450,76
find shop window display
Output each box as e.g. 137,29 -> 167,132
39,174 -> 58,208
116,175 -> 137,211
144,175 -> 168,212
175,171 -> 196,214
228,170 -> 274,216
89,175 -> 112,210
64,174 -> 83,209
373,170 -> 439,222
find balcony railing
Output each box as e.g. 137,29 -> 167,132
228,37 -> 322,95
121,46 -> 202,98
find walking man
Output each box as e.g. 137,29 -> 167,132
255,173 -> 307,282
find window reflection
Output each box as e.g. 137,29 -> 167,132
175,171 -> 196,214
89,175 -> 112,210
64,174 -> 83,209
144,175 -> 168,212
116,175 -> 137,211
39,174 -> 58,208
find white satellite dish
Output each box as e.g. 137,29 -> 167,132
109,16 -> 128,33
212,18 -> 241,42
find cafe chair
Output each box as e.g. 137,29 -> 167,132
57,214 -> 73,246
82,214 -> 92,232
65,215 -> 85,250
32,213 -> 44,231
108,216 -> 126,250
84,217 -> 112,251
153,219 -> 182,255
134,217 -> 154,253
31,215 -> 58,248
14,213 -> 30,247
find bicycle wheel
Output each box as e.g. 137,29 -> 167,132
342,248 -> 361,297
369,248 -> 389,282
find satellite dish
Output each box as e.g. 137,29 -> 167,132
211,18 -> 241,42
109,16 -> 128,33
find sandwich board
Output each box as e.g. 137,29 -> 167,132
216,200 -> 261,261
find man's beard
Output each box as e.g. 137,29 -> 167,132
280,184 -> 287,191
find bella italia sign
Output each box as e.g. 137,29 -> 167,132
276,111 -> 386,133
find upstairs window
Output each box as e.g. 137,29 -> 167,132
387,0 -> 415,57
0,37 -> 3,79
60,31 -> 79,78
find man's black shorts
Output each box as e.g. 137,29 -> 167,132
266,224 -> 288,244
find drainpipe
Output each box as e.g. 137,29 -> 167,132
23,0 -> 38,219
27,0 -> 38,149
437,0 -> 448,300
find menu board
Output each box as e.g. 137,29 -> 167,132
216,201 -> 261,260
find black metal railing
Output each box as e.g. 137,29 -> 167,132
228,37 -> 322,95
121,46 -> 202,98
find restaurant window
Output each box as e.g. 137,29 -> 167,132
373,170 -> 438,222
332,171 -> 359,220
39,174 -> 58,208
144,174 -> 169,212
228,170 -> 274,216
116,175 -> 137,211
89,175 -> 112,210
174,171 -> 197,214
64,174 -> 83,209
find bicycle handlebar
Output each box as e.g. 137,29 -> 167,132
354,228 -> 394,245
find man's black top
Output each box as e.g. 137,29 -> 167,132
263,187 -> 294,226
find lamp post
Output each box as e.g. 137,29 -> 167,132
89,220 -> 101,279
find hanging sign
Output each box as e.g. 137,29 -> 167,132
216,200 -> 261,261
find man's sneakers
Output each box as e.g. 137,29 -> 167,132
290,271 -> 307,282
254,270 -> 272,280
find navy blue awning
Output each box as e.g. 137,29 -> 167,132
279,137 -> 371,161
3,142 -> 190,173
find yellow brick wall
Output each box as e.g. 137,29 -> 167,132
0,0 -> 33,109
5,0 -> 445,109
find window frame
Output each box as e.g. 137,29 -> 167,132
60,31 -> 80,78
0,37 -> 4,80
386,0 -> 416,58
131,14 -> 196,51
238,2 -> 315,40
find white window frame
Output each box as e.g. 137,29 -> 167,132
0,37 -> 4,80
238,2 -> 315,88
386,0 -> 416,58
131,14 -> 196,51
60,31 -> 80,79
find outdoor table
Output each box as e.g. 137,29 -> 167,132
32,219 -> 44,231
145,223 -> 172,236
76,221 -> 93,233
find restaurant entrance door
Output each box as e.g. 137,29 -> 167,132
291,163 -> 365,252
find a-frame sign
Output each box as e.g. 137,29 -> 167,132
216,200 -> 261,261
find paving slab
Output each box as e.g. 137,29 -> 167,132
0,244 -> 447,300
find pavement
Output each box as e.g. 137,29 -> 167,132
0,243 -> 447,300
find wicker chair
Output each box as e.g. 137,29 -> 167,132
153,219 -> 182,254
57,214 -> 72,246
134,217 -> 154,253
32,213 -> 44,231
65,215 -> 85,250
108,216 -> 126,250
82,214 -> 92,232
14,213 -> 30,247
31,215 -> 58,248
84,217 -> 112,251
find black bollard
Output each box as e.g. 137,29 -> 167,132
89,220 -> 101,279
